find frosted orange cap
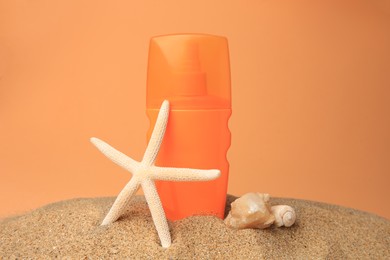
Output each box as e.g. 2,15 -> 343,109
146,34 -> 231,109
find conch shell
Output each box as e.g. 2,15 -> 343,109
224,193 -> 275,229
271,205 -> 296,227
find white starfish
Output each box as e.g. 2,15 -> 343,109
90,100 -> 220,248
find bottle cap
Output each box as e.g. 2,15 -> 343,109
146,34 -> 231,109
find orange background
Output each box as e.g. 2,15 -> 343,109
1,0 -> 389,220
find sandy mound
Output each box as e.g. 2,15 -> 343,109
1,195 -> 389,259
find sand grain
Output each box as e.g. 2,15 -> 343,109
1,195 -> 389,259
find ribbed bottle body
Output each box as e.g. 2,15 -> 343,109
147,108 -> 231,221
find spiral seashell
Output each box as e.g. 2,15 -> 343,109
271,205 -> 296,227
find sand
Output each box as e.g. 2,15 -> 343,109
1,195 -> 389,259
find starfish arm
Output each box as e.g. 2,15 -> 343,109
150,166 -> 221,181
141,179 -> 171,248
142,100 -> 169,166
101,177 -> 141,226
90,137 -> 138,173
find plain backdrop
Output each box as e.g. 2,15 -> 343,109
1,0 -> 389,219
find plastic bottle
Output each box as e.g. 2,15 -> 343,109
146,34 -> 231,221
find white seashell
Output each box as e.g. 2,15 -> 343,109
224,193 -> 275,229
271,205 -> 296,227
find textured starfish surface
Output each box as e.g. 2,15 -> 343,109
90,100 -> 221,248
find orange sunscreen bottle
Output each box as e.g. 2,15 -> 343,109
146,34 -> 231,221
